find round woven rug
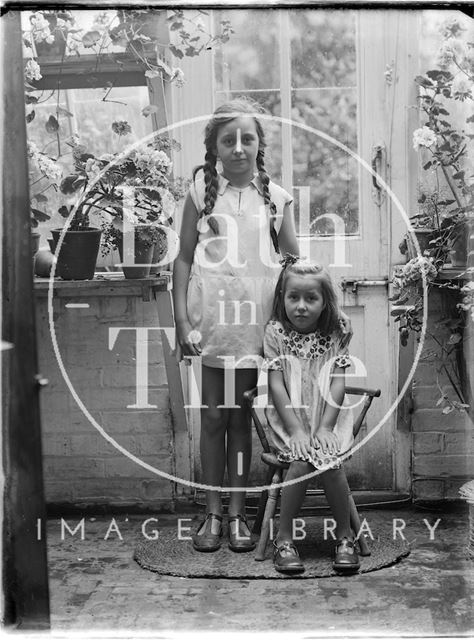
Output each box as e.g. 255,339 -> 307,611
134,518 -> 410,579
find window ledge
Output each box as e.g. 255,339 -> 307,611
437,266 -> 471,282
34,272 -> 171,301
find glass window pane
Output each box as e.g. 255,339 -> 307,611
214,10 -> 280,91
291,89 -> 358,235
290,10 -> 358,235
27,86 -> 152,241
290,10 -> 357,88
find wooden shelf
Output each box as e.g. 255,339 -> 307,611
34,271 -> 171,301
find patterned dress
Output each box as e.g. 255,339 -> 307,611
186,174 -> 292,369
263,319 -> 354,470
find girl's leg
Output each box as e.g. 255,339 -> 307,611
320,467 -> 360,570
226,368 -> 258,518
200,365 -> 229,522
319,467 -> 352,539
276,460 -> 313,543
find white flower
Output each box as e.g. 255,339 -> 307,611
26,140 -> 39,157
36,153 -> 63,184
144,69 -> 161,79
171,67 -> 185,87
436,43 -> 455,69
84,158 -> 101,179
99,153 -> 114,164
413,126 -> 437,151
443,38 -> 464,60
24,58 -> 42,82
440,17 -> 465,39
30,13 -> 53,44
158,188 -> 176,216
452,75 -> 472,97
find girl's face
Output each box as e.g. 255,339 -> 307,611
215,116 -> 260,180
283,273 -> 325,333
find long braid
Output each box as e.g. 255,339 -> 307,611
256,149 -> 280,254
202,151 -> 219,234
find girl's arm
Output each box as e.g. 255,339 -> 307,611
172,192 -> 201,356
313,366 -> 345,456
277,202 -> 299,256
269,369 -> 313,460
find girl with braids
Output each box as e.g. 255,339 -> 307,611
173,97 -> 299,553
264,257 -> 359,574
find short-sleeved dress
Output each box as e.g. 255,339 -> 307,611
263,319 -> 354,470
186,174 -> 292,369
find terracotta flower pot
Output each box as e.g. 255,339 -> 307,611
118,227 -> 156,279
51,227 -> 102,280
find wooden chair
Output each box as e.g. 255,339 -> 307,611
243,386 -> 381,561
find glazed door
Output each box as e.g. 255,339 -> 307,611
171,9 -> 418,493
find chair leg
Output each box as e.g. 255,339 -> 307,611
252,467 -> 274,535
349,493 -> 371,557
255,468 -> 282,562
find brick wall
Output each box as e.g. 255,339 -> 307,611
35,288 -> 176,510
410,287 -> 474,502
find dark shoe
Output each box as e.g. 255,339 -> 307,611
273,540 -> 305,574
228,514 -> 256,552
192,513 -> 223,552
333,537 -> 360,572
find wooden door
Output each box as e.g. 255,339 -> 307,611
171,9 -> 418,493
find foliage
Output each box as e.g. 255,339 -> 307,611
58,129 -> 188,252
22,8 -> 233,231
391,15 -> 474,413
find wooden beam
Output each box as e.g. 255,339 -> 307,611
1,10 -> 50,629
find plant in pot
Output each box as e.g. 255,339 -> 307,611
408,16 -> 473,270
391,15 -> 473,414
25,140 -> 59,264
60,127 -> 186,279
390,256 -> 471,414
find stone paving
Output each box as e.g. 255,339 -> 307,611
45,505 -> 474,636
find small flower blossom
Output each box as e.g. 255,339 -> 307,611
413,126 -> 438,151
35,153 -> 63,184
443,38 -> 464,61
394,256 -> 438,287
111,120 -> 132,136
452,75 -> 472,100
85,158 -> 102,178
24,58 -> 42,82
439,17 -> 465,40
171,67 -> 185,87
30,12 -> 53,44
436,43 -> 455,69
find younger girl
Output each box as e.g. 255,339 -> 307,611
173,98 -> 299,552
264,256 -> 359,573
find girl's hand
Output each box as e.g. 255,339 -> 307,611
313,428 -> 340,456
176,319 -> 202,357
340,311 -> 353,348
288,431 -> 313,461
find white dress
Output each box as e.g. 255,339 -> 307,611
263,319 -> 354,470
186,174 -> 292,369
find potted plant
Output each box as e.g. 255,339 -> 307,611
22,9 -> 233,276
391,16 -> 473,414
59,127 -> 186,279
408,17 -> 473,270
